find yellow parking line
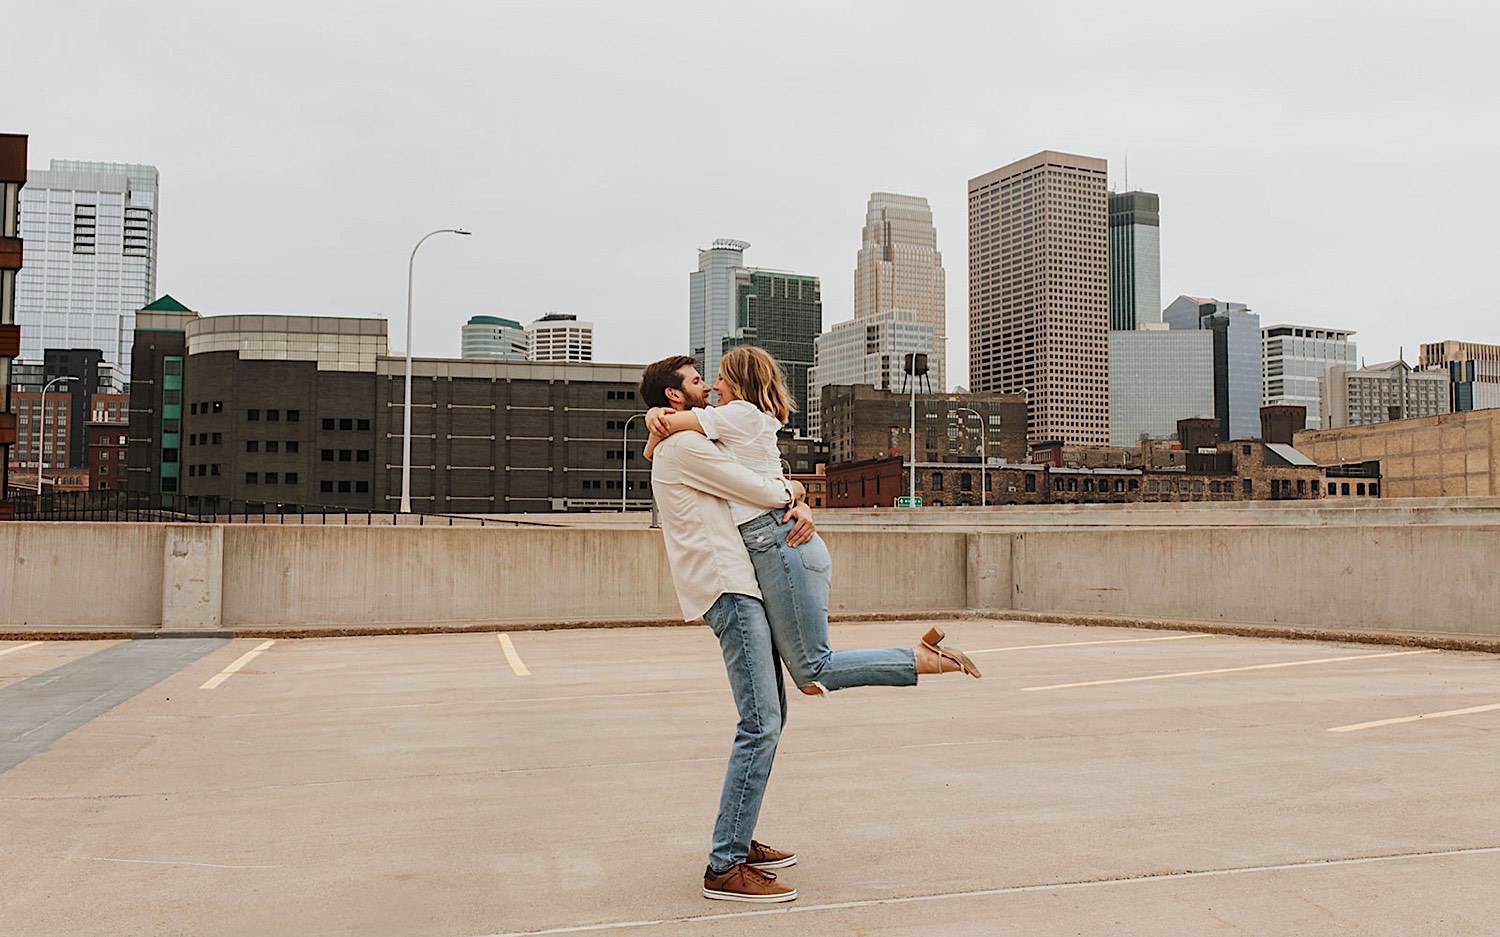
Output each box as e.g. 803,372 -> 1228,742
0,641 -> 42,658
200,640 -> 275,690
499,634 -> 531,676
972,634 -> 1209,654
1022,648 -> 1438,691
1330,701 -> 1500,733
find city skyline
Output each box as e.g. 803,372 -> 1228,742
7,4 -> 1496,388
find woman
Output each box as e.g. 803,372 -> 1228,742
646,346 -> 980,694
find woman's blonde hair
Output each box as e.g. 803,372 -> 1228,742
718,346 -> 796,425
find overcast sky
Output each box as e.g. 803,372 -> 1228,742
9,1 -> 1497,386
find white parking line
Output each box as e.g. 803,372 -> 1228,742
1022,648 -> 1438,691
499,634 -> 531,676
971,634 -> 1209,654
481,844 -> 1500,936
0,641 -> 42,658
1330,701 -> 1500,733
200,640 -> 275,690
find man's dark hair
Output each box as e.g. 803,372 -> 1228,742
638,355 -> 696,408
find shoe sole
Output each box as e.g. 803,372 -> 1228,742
747,856 -> 797,870
703,886 -> 798,902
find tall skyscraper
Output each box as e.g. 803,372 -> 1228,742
726,269 -> 821,435
969,151 -> 1110,444
853,193 -> 946,385
461,315 -> 527,360
689,238 -> 749,385
1261,323 -> 1357,430
689,240 -> 822,433
1108,191 -> 1161,330
1163,295 -> 1262,440
15,159 -> 159,383
0,133 -> 27,515
526,313 -> 593,362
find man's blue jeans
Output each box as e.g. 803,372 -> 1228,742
740,511 -> 918,693
702,591 -> 786,874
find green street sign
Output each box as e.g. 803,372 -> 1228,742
896,496 -> 922,508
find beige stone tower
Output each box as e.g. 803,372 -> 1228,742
853,193 -> 946,388
968,151 -> 1109,444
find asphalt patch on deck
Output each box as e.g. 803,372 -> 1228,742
0,638 -> 228,775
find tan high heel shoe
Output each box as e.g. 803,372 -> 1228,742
920,627 -> 983,678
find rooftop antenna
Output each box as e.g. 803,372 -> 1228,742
1123,152 -> 1129,192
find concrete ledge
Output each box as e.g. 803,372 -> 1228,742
992,609 -> 1500,654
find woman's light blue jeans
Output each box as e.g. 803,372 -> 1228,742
739,510 -> 918,693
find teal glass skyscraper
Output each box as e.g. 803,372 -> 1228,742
1108,191 -> 1160,331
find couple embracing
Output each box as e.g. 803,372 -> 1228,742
637,347 -> 981,903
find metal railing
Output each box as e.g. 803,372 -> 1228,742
3,490 -> 550,527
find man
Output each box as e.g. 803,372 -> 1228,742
637,354 -> 811,904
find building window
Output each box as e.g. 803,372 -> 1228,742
246,440 -> 259,452
339,419 -> 353,430
190,403 -> 198,415
355,481 -> 369,493
287,409 -> 300,422
320,481 -> 334,493
212,432 -> 222,445
267,409 -> 280,422
356,450 -> 370,462
322,418 -> 335,430
162,448 -> 178,463
1242,478 -> 1253,494
1297,479 -> 1306,494
1311,479 -> 1320,495
1356,482 -> 1366,496
339,450 -> 352,461
211,464 -> 221,476
357,419 -> 370,431
213,402 -> 223,413
265,472 -> 279,484
931,472 -> 943,490
266,441 -> 280,453
1242,445 -> 1251,455
248,409 -> 260,421
287,441 -> 299,454
246,472 -> 258,484
322,450 -> 334,461
338,481 -> 352,493
1025,474 -> 1036,493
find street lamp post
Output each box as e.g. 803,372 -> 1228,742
955,406 -> 986,508
400,228 -> 471,514
37,375 -> 78,494
620,412 -> 646,512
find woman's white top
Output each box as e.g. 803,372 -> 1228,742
693,400 -> 785,525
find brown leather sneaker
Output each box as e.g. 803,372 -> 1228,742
702,863 -> 797,902
746,839 -> 797,869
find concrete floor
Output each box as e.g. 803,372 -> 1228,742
1,619 -> 1498,936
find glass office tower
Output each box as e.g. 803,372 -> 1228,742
16,160 -> 159,384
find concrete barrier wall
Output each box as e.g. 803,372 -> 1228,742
0,523 -> 165,627
1010,525 -> 1500,636
5,522 -> 1499,638
221,527 -> 685,626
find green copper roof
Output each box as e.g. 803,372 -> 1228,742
142,294 -> 191,312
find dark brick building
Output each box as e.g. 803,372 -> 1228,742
128,308 -> 653,513
0,132 -> 25,514
820,383 -> 1027,466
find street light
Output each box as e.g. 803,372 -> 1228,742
955,406 -> 986,508
621,412 -> 646,512
38,375 -> 78,493
400,228 -> 471,514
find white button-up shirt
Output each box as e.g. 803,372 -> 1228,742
650,431 -> 794,620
